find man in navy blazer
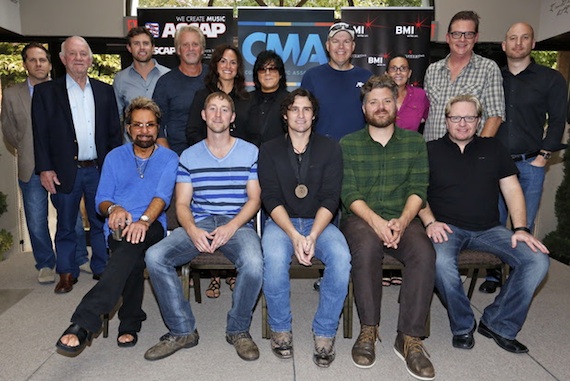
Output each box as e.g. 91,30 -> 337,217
32,36 -> 122,293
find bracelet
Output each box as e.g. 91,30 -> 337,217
513,226 -> 531,233
424,220 -> 436,228
107,204 -> 120,217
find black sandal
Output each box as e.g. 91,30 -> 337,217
56,323 -> 92,355
117,331 -> 138,348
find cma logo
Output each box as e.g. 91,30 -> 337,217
395,26 -> 415,35
160,22 -> 226,38
242,33 -> 327,66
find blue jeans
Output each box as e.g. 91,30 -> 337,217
499,159 -> 546,231
262,218 -> 351,338
434,224 -> 549,339
51,167 -> 107,278
19,173 -> 88,270
145,216 -> 263,336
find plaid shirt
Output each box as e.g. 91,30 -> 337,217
340,126 -> 428,220
423,53 -> 505,141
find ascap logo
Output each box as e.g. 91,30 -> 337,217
154,46 -> 176,55
160,22 -> 227,38
242,32 -> 327,66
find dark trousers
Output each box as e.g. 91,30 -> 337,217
341,216 -> 435,337
71,221 -> 164,334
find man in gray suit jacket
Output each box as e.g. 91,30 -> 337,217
32,36 -> 122,293
1,43 -> 90,284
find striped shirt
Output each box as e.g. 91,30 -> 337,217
177,138 -> 259,222
423,53 -> 505,141
340,126 -> 429,221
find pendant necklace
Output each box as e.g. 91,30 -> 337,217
133,144 -> 156,179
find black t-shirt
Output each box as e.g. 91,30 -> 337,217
427,134 -> 518,231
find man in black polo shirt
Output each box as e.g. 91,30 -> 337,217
419,94 -> 550,354
479,22 -> 567,294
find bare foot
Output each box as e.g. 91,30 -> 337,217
60,334 -> 79,347
118,333 -> 135,344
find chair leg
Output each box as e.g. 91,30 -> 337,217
343,280 -> 353,338
261,293 -> 269,339
192,271 -> 202,303
466,268 -> 479,300
181,264 -> 190,302
103,313 -> 109,338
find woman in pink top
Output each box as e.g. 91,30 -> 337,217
387,55 -> 430,132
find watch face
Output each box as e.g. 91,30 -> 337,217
140,215 -> 150,222
540,152 -> 551,159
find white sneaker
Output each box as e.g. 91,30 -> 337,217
38,267 -> 56,284
79,262 -> 92,274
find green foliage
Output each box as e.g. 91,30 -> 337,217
0,192 -> 13,256
543,136 -> 570,264
531,51 -> 558,69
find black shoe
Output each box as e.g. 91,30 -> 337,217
478,322 -> 528,353
313,277 -> 321,291
452,322 -> 476,349
93,273 -> 102,281
56,323 -> 93,356
478,280 -> 500,294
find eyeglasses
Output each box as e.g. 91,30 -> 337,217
128,122 -> 158,129
387,66 -> 410,73
449,31 -> 477,39
446,116 -> 479,123
257,66 -> 279,74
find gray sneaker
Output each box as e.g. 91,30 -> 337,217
270,331 -> 293,359
79,262 -> 92,274
313,335 -> 335,368
226,332 -> 259,361
144,331 -> 199,361
38,267 -> 55,284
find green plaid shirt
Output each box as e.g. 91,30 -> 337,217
340,126 -> 429,220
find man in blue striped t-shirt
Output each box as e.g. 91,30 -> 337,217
145,92 -> 263,362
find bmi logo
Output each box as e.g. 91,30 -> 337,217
395,26 -> 416,36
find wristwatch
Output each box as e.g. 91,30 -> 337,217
139,214 -> 150,223
539,151 -> 552,160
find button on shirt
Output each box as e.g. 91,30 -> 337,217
496,62 -> 567,154
66,74 -> 96,161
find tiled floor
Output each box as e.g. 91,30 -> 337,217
0,251 -> 568,381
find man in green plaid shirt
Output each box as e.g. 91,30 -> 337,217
340,75 -> 436,381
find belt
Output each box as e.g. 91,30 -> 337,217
77,159 -> 98,168
511,151 -> 539,162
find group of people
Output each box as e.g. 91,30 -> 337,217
0,8 -> 565,381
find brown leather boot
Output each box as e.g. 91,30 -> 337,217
393,332 -> 435,380
54,273 -> 77,294
351,324 -> 379,368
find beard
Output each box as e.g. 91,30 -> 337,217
366,110 -> 396,129
133,136 -> 156,149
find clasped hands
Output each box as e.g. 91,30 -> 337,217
108,206 -> 149,244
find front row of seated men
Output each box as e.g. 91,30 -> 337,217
55,76 -> 549,381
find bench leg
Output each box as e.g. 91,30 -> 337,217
466,268 -> 479,300
343,280 -> 353,338
261,293 -> 269,339
192,271 -> 202,304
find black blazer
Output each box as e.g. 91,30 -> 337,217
32,76 -> 122,193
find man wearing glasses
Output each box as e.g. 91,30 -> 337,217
302,22 -> 372,141
423,10 -> 504,142
419,94 -> 549,354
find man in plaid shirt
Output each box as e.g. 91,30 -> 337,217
423,10 -> 505,142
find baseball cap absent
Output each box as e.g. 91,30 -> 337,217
328,22 -> 355,40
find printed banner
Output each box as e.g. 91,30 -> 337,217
137,7 -> 235,68
342,7 -> 433,86
237,7 -> 334,89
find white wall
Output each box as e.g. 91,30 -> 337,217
19,0 -> 124,38
0,0 -> 22,35
433,0 -> 541,42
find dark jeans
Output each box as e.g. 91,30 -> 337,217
341,216 -> 435,337
71,221 -> 164,334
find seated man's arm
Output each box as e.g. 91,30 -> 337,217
499,175 -> 549,254
175,182 -> 215,253
418,203 -> 453,243
210,179 -> 261,252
